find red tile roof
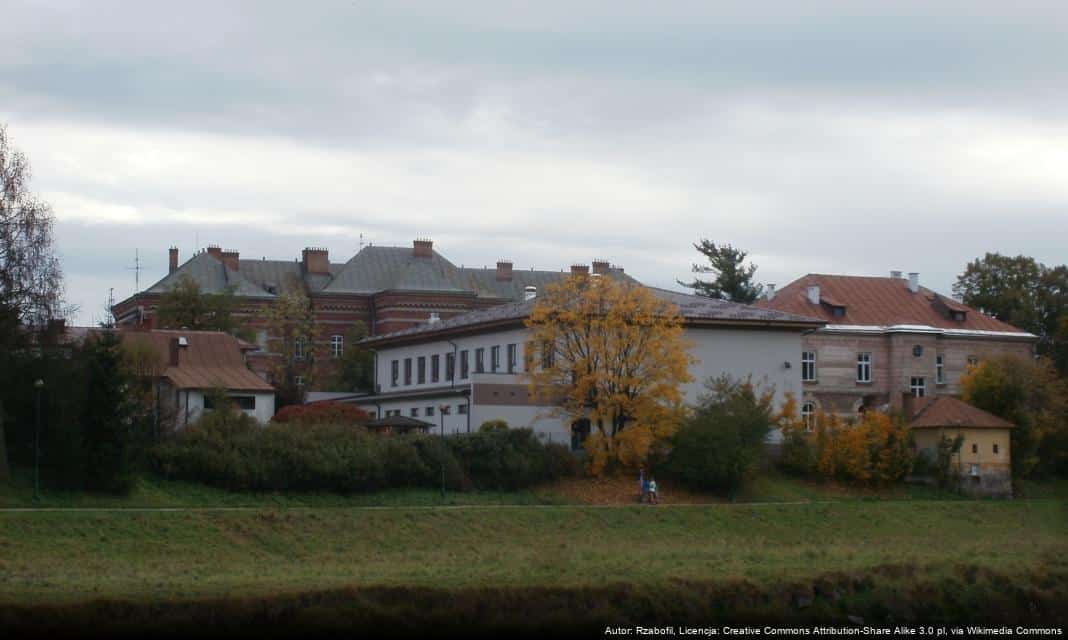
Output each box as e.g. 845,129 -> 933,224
908,396 -> 1014,430
120,330 -> 274,393
754,274 -> 1028,333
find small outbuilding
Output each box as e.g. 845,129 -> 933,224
907,395 -> 1014,497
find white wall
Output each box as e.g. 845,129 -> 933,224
683,326 -> 804,443
374,328 -> 529,393
175,389 -> 275,428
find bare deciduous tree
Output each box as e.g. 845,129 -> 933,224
0,123 -> 65,326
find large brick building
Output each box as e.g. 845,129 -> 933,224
111,239 -> 628,384
754,272 -> 1036,422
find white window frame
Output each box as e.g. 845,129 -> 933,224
294,337 -> 306,360
330,334 -> 343,358
856,352 -> 872,383
801,351 -> 816,382
507,344 -> 517,373
801,401 -> 816,432
936,355 -> 945,384
490,345 -> 500,373
910,376 -> 926,397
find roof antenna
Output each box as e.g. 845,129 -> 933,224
127,249 -> 141,292
359,233 -> 364,250
105,287 -> 115,328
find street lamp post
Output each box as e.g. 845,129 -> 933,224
33,379 -> 44,503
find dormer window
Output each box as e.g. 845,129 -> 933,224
951,310 -> 966,322
831,306 -> 846,318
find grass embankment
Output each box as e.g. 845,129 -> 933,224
1,501 -> 1065,597
1,491 -> 1065,633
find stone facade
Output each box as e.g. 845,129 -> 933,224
802,330 -> 1034,415
755,273 -> 1037,417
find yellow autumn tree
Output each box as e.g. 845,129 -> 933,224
524,274 -> 693,474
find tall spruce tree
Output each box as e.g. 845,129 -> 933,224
678,240 -> 764,303
82,330 -> 136,493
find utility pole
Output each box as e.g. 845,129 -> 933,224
33,379 -> 44,503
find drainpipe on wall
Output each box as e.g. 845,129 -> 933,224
445,339 -> 459,434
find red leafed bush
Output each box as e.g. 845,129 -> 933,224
272,402 -> 370,426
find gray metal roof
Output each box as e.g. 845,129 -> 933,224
144,252 -> 275,298
362,287 -> 825,346
324,246 -> 481,295
139,245 -> 650,307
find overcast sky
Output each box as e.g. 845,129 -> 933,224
2,1 -> 1066,324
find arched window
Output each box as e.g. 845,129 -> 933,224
801,402 -> 816,432
330,334 -> 343,358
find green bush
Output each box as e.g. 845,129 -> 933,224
664,376 -> 774,498
152,413 -> 575,493
478,419 -> 509,432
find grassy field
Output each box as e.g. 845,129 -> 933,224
1,477 -> 1065,633
1,499 -> 1065,604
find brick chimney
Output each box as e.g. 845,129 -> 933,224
206,245 -> 222,259
496,260 -> 513,281
592,259 -> 610,275
302,247 -> 330,275
221,250 -> 240,271
570,264 -> 590,276
413,238 -> 433,258
169,247 -> 179,274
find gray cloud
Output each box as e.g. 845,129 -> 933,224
2,1 -> 1067,323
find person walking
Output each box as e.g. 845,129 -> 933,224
647,476 -> 659,505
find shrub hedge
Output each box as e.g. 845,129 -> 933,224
151,411 -> 577,493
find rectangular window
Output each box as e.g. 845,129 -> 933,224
972,443 -> 978,454
801,402 -> 815,432
910,376 -> 926,398
425,406 -> 435,417
445,352 -> 455,381
431,354 -> 440,383
295,375 -> 304,387
417,356 -> 426,384
507,344 -> 517,373
391,360 -> 399,387
294,337 -> 306,360
490,345 -> 500,373
936,355 -> 945,384
541,341 -> 555,370
330,334 -> 343,358
475,347 -> 485,373
967,356 -> 979,367
404,358 -> 412,386
204,395 -> 256,411
856,352 -> 872,383
460,350 -> 469,379
801,351 -> 816,382
410,407 -> 419,417
993,443 -> 999,454
457,404 -> 468,415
